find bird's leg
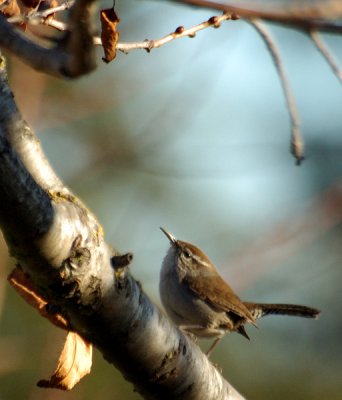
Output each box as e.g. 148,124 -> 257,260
178,324 -> 204,342
178,325 -> 224,359
206,337 -> 223,358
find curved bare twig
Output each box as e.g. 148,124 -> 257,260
310,30 -> 342,84
249,18 -> 304,164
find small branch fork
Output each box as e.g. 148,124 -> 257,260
0,0 -> 342,165
7,1 -> 73,24
5,1 -> 237,52
2,0 -> 342,161
0,0 -> 97,77
168,0 -> 342,164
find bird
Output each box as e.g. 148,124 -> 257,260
159,228 -> 320,356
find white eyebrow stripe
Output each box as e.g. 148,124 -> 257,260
192,254 -> 210,267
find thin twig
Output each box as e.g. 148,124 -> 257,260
43,18 -> 67,31
8,0 -> 74,24
116,12 -> 235,53
250,18 -> 304,165
310,30 -> 342,84
7,9 -> 235,53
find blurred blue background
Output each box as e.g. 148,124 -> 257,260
1,0 -> 342,399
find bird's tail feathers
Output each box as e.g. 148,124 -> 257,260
244,302 -> 320,320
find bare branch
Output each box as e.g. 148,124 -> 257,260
7,8 -> 235,54
249,18 -> 304,165
7,0 -> 74,25
0,0 -> 97,78
171,0 -> 342,33
310,30 -> 342,84
116,12 -> 235,53
43,17 -> 67,31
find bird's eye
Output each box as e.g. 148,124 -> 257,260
183,250 -> 191,259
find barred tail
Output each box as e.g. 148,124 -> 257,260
244,302 -> 320,320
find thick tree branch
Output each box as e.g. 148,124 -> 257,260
0,55 -> 244,399
0,0 -> 97,77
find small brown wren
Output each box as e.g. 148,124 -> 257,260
159,228 -> 320,356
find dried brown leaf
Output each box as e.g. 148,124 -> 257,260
8,269 -> 93,390
100,8 -> 120,63
1,0 -> 21,18
37,332 -> 92,390
8,268 -> 68,330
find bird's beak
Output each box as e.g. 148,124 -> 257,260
160,227 -> 177,244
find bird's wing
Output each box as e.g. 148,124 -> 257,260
183,272 -> 255,323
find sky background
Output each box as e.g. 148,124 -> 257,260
1,0 -> 342,399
